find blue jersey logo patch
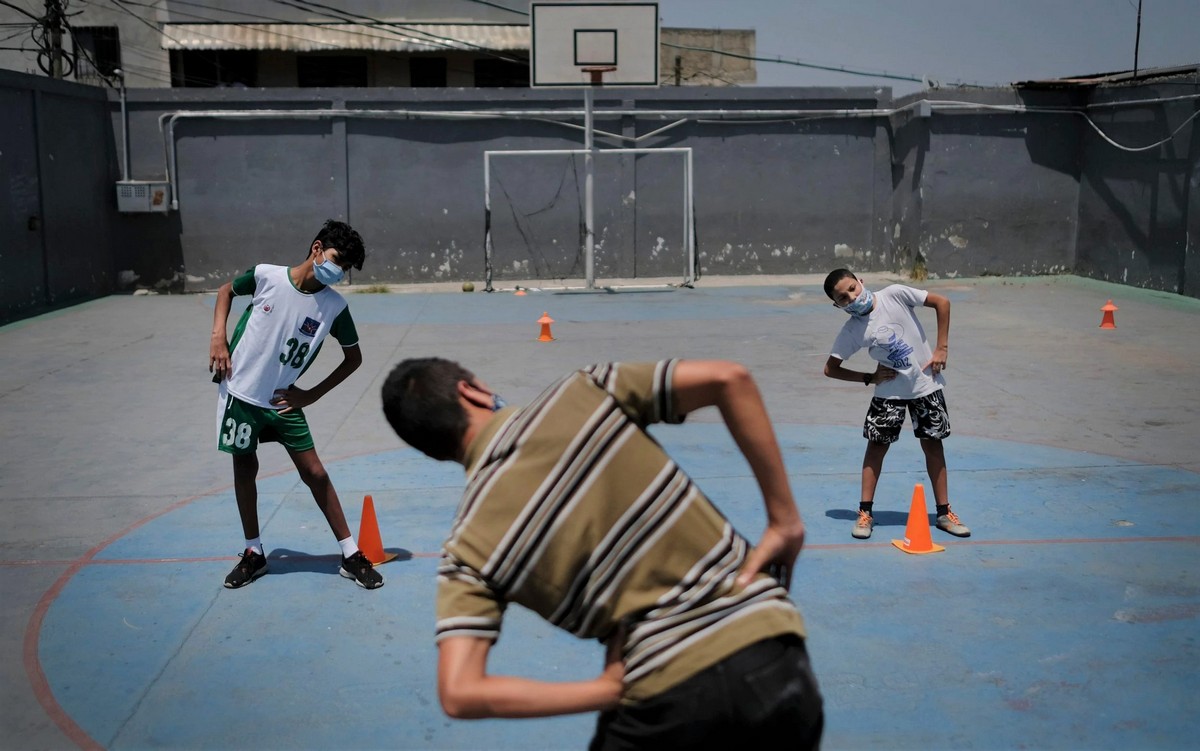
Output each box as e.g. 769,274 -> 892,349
299,317 -> 320,337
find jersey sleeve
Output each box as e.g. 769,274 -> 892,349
435,554 -> 505,644
329,307 -> 359,347
830,321 -> 863,361
230,268 -> 257,296
582,360 -> 685,427
887,284 -> 928,308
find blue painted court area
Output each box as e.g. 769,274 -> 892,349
36,425 -> 1200,750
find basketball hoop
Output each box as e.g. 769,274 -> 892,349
581,66 -> 617,86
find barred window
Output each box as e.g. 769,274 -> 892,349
72,26 -> 120,85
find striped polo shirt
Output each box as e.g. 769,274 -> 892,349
435,360 -> 806,702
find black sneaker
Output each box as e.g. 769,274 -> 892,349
339,550 -> 384,589
224,549 -> 268,589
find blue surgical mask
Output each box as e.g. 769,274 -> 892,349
491,393 -> 508,411
842,286 -> 874,316
314,253 -> 344,286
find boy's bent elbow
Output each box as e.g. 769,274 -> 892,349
439,696 -> 470,719
439,689 -> 486,720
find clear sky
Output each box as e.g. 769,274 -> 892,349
654,0 -> 1200,95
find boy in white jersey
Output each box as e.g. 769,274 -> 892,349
822,268 -> 971,540
208,219 -> 383,590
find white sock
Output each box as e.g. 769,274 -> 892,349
244,538 -> 263,555
338,536 -> 359,559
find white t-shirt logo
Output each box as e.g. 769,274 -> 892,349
874,324 -> 914,369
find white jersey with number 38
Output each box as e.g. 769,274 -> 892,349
222,264 -> 358,408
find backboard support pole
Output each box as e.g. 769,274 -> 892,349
581,66 -> 613,290
584,85 -> 595,289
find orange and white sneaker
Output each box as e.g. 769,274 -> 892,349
936,508 -> 971,537
852,509 -> 874,539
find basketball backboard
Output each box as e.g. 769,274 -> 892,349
531,3 -> 660,87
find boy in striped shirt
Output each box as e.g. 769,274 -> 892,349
382,358 -> 822,749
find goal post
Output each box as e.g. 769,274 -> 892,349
483,147 -> 695,291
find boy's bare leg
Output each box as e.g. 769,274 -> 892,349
861,441 -> 889,503
232,453 -> 261,540
288,448 -> 352,541
919,438 -> 948,505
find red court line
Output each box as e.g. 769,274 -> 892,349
2,551 -> 442,567
805,535 -> 1200,550
19,445 -> 409,749
19,489 -> 217,751
5,536 -> 1196,568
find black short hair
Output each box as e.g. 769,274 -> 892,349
311,219 -> 366,271
381,358 -> 476,461
823,268 -> 856,300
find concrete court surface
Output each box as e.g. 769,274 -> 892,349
1,272 -> 1198,750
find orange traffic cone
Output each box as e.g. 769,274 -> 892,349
357,495 -> 398,565
891,484 -> 945,555
1099,300 -> 1117,329
514,286 -> 527,296
537,312 -> 555,341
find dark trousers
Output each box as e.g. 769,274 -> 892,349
589,635 -> 824,751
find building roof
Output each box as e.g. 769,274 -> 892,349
1013,63 -> 1199,88
160,23 -> 531,52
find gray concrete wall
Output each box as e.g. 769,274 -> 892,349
1075,81 -> 1200,296
0,70 -> 117,324
126,86 -> 893,290
905,89 -> 1086,280
3,69 -> 1198,323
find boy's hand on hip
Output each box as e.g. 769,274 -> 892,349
872,364 -> 898,383
921,344 -> 949,374
736,519 -> 805,591
270,386 -> 314,414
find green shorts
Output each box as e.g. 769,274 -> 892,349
216,391 -> 314,455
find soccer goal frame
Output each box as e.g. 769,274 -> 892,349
483,147 -> 695,291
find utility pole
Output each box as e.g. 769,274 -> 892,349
44,0 -> 66,79
1133,0 -> 1142,76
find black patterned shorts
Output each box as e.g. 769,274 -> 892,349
864,390 -> 951,444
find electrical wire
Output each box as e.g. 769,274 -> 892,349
447,0 -> 936,89
662,41 -> 926,85
0,0 -> 41,22
460,0 -> 526,15
106,0 -> 525,84
118,0 -> 492,54
267,0 -> 528,63
926,96 -> 1200,153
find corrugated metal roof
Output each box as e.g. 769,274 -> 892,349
160,23 -> 530,52
1014,64 -> 1200,88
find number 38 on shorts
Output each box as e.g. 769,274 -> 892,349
216,393 -> 315,455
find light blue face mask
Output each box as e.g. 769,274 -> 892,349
491,393 -> 508,411
313,252 -> 344,286
842,286 -> 874,316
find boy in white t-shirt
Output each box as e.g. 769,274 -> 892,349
208,219 -> 383,590
821,269 -> 970,540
